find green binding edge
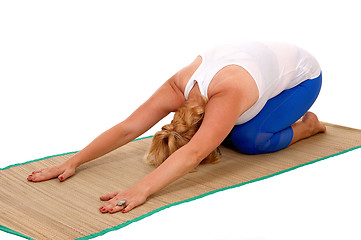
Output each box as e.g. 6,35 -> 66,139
1,136 -> 360,240
0,136 -> 153,171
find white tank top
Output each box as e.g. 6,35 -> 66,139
183,41 -> 321,125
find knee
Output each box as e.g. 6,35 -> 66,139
231,128 -> 293,154
231,131 -> 273,155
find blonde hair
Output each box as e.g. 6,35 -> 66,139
145,96 -> 221,167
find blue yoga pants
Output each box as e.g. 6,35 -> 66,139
224,73 -> 322,154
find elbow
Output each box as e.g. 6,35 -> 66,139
184,143 -> 221,167
112,123 -> 133,146
184,145 -> 205,168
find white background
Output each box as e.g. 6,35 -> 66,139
1,0 -> 360,239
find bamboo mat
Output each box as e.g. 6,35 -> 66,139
1,123 -> 361,240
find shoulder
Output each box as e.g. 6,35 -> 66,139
208,65 -> 259,109
172,56 -> 202,94
146,56 -> 203,114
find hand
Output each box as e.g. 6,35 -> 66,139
99,186 -> 148,214
27,161 -> 76,182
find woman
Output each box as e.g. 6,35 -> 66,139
27,41 -> 326,214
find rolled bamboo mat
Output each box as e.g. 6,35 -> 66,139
1,123 -> 361,240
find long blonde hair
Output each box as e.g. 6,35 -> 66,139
145,96 -> 221,167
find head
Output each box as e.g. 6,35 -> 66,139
145,96 -> 221,167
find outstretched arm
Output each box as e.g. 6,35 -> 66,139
99,85 -> 254,213
28,76 -> 185,182
65,77 -> 185,168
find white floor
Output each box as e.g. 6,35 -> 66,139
1,1 -> 361,239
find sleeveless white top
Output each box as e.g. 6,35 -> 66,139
184,41 -> 321,125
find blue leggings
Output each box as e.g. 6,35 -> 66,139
223,73 -> 322,154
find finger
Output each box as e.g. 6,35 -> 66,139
108,205 -> 124,214
122,202 -> 135,213
27,175 -> 33,181
99,206 -> 109,213
100,191 -> 119,201
99,200 -> 122,213
100,196 -> 129,213
58,168 -> 74,182
28,169 -> 44,181
30,171 -> 56,182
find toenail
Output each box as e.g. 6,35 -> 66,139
110,209 -> 113,212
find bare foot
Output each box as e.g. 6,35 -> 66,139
27,162 -> 76,182
301,112 -> 327,135
290,112 -> 326,145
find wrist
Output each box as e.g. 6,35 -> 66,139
64,156 -> 81,169
133,181 -> 152,198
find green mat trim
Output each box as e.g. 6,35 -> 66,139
0,225 -> 33,240
1,135 -> 360,240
